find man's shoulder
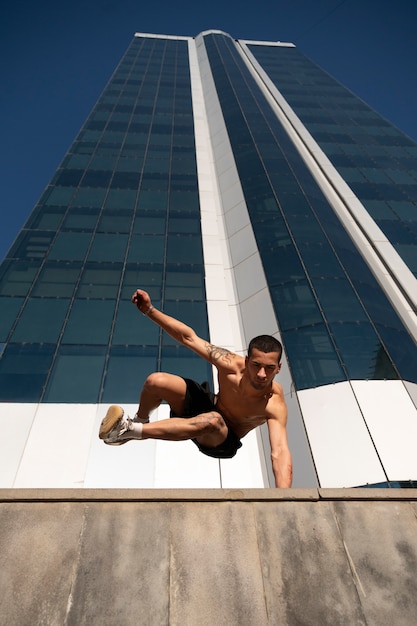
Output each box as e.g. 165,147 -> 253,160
209,345 -> 245,371
266,383 -> 288,418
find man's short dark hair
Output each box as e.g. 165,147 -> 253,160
248,335 -> 282,361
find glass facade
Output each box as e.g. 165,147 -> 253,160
248,44 -> 417,280
204,33 -> 417,389
0,31 -> 416,403
0,36 -> 212,403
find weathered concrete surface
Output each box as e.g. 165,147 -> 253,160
1,489 -> 417,626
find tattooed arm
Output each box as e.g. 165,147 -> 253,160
131,289 -> 237,366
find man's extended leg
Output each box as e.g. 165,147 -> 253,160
141,412 -> 228,448
100,410 -> 228,449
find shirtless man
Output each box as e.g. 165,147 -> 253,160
99,289 -> 292,488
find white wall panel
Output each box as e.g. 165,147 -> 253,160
14,404 -> 96,488
234,254 -> 266,303
299,383 -> 386,487
220,429 -> 266,487
0,403 -> 37,487
229,224 -> 258,267
224,201 -> 251,237
239,288 -> 273,334
352,380 -> 417,480
404,381 -> 417,409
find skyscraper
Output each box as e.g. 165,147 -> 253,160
1,30 -> 416,489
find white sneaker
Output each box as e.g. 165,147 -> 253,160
99,405 -> 148,446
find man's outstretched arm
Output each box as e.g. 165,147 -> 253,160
131,289 -> 234,366
267,407 -> 293,488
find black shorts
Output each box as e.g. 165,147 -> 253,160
170,378 -> 242,459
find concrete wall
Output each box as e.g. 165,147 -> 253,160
1,489 -> 417,625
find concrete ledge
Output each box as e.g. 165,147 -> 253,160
1,487 -> 417,502
2,489 -> 417,625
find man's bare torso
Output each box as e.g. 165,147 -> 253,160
214,359 -> 283,439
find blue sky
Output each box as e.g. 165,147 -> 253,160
1,0 -> 416,260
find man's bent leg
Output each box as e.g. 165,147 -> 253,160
136,373 -> 187,421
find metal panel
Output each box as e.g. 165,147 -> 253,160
299,383 -> 386,487
352,380 -> 417,480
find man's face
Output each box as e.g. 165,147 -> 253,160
245,348 -> 281,391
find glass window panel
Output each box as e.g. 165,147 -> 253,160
0,260 -> 41,296
101,130 -> 125,143
166,235 -> 203,264
87,233 -> 128,262
388,201 -> 417,221
116,157 -> 143,172
29,208 -> 65,230
299,244 -> 345,278
363,200 -> 397,220
49,232 -> 91,261
32,263 -> 81,297
262,246 -> 306,284
101,347 -> 158,403
287,215 -> 327,244
44,346 -> 106,403
168,217 -> 200,234
44,186 -> 75,206
80,130 -> 102,142
128,235 -> 165,263
164,268 -> 205,300
312,278 -> 368,322
11,298 -> 69,343
386,169 -> 416,184
0,343 -> 55,402
63,209 -> 99,230
133,215 -> 166,234
375,324 -> 417,383
104,189 -> 137,210
97,212 -> 133,233
271,282 -> 323,330
55,169 -> 84,187
393,244 -> 417,272
137,190 -> 168,210
329,321 -> 398,380
81,170 -> 112,187
140,173 -> 169,191
62,299 -> 115,344
112,300 -> 160,345
72,141 -> 96,155
121,266 -> 163,301
378,220 -> 416,244
283,326 -> 346,390
77,265 -> 122,299
111,171 -> 141,189
66,154 -> 91,169
71,187 -> 106,208
0,297 -> 24,341
170,159 -> 196,177
143,158 -> 170,175
354,281 -> 402,329
9,232 -> 54,259
89,155 -> 118,170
